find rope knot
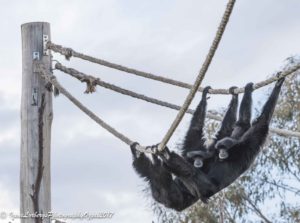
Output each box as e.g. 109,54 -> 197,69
80,75 -> 100,94
64,48 -> 73,60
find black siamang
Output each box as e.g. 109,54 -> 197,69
131,78 -> 285,211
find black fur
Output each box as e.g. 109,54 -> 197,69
131,78 -> 285,211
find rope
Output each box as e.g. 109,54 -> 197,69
158,0 -> 236,151
47,45 -> 300,95
55,62 -> 194,112
55,63 -> 300,138
35,62 -> 155,154
48,41 -> 300,94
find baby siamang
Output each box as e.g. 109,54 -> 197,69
131,78 -> 285,211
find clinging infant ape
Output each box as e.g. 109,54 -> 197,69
131,78 -> 285,211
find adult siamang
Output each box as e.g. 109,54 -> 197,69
131,78 -> 285,211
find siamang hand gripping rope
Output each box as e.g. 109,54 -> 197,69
131,78 -> 285,211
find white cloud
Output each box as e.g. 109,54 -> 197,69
0,184 -> 15,209
0,183 -> 19,223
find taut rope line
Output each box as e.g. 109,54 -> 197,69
54,63 -> 300,138
48,41 -> 300,95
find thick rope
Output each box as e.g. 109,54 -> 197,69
55,62 -> 195,111
48,41 -> 300,94
158,0 -> 236,151
55,63 -> 300,138
35,62 -> 154,154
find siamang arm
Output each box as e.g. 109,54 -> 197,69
213,87 -> 238,142
215,84 -> 252,159
182,86 -> 211,156
241,78 -> 285,148
230,83 -> 253,139
252,78 -> 284,127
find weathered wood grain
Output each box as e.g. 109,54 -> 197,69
21,22 -> 52,223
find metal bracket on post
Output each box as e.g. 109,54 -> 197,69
43,34 -> 49,56
31,87 -> 38,106
33,52 -> 40,60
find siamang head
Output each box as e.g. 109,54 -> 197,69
215,137 -> 238,159
186,150 -> 208,168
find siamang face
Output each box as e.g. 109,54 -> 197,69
186,150 -> 207,168
215,137 -> 238,159
193,157 -> 204,168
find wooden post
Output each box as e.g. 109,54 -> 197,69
21,22 -> 52,223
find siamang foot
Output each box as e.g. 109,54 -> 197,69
131,142 -> 170,161
130,142 -> 143,159
130,142 -> 142,158
144,143 -> 160,154
155,145 -> 172,161
130,142 -> 153,178
245,82 -> 254,93
229,86 -> 238,95
142,143 -> 172,161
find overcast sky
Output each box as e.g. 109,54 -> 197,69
1,0 -> 300,222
